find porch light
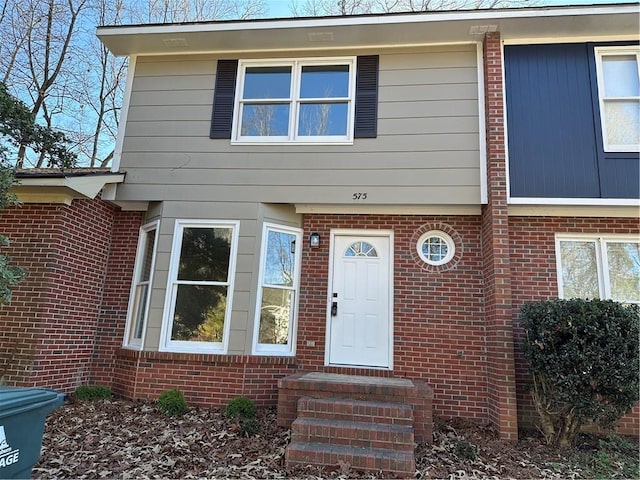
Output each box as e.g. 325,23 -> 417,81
309,233 -> 320,248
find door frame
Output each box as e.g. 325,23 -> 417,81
324,229 -> 394,370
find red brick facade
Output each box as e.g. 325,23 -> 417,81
0,199 -> 142,394
509,216 -> 640,436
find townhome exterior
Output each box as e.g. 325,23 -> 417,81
1,4 -> 637,442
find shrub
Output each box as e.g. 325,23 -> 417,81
239,418 -> 260,437
521,298 -> 639,447
157,389 -> 188,416
224,396 -> 256,419
454,440 -> 477,460
74,385 -> 112,401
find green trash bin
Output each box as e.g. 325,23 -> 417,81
0,387 -> 64,479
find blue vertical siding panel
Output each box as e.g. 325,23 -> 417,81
587,44 -> 640,200
505,44 -> 601,198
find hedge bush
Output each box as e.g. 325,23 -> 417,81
74,385 -> 112,400
521,298 -> 639,446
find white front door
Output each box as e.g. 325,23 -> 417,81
327,232 -> 392,368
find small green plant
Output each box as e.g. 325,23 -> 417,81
239,418 -> 260,437
157,389 -> 188,416
454,440 -> 477,460
224,396 -> 256,419
598,434 -> 634,452
74,385 -> 112,400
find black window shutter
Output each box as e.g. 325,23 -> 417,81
210,59 -> 238,139
354,55 -> 379,139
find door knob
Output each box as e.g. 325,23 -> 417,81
331,302 -> 338,316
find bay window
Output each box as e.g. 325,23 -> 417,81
253,224 -> 302,355
161,220 -> 239,353
125,221 -> 158,348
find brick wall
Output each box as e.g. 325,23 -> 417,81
113,350 -> 298,407
0,199 -> 115,392
510,216 -> 640,436
297,214 -> 489,422
90,210 -> 143,385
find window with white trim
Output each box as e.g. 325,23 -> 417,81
253,224 -> 302,355
594,46 -> 640,152
416,231 -> 456,266
556,236 -> 640,303
161,220 -> 239,353
233,58 -> 356,143
125,221 -> 158,348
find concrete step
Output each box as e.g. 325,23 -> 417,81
291,416 -> 415,451
285,441 -> 416,477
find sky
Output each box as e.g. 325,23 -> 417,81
262,0 -> 636,18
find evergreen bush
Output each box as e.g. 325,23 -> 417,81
224,396 -> 256,419
157,389 -> 188,416
521,298 -> 639,446
74,385 -> 112,400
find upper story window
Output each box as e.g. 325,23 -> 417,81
210,56 -> 379,141
556,235 -> 640,303
160,220 -> 239,353
595,46 -> 640,152
233,58 -> 355,143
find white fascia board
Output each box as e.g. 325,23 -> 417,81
97,5 -> 639,56
17,173 -> 125,200
97,5 -> 638,38
509,197 -> 640,207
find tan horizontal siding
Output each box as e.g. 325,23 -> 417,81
120,43 -> 481,207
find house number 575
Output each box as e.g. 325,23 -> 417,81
352,192 -> 368,200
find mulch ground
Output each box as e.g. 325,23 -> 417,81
33,398 -> 638,479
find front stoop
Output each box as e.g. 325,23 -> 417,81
278,372 -> 434,442
285,396 -> 416,476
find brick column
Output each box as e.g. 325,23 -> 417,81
481,32 -> 518,441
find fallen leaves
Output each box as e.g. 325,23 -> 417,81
34,398 -> 637,479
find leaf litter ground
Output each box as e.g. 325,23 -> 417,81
34,398 -> 638,479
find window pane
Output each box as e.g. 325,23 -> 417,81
604,101 -> 640,146
171,285 -> 228,342
602,55 -> 640,97
177,227 -> 231,282
345,241 -> 378,257
140,229 -> 156,282
258,287 -> 293,345
606,242 -> 640,302
264,230 -> 296,286
422,237 -> 448,262
243,66 -> 291,99
241,104 -> 289,137
300,65 -> 349,98
560,241 -> 600,298
132,284 -> 149,339
298,102 -> 348,136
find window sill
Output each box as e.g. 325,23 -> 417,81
230,140 -> 354,146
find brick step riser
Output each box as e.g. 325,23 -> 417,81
297,409 -> 414,426
297,398 -> 414,424
286,443 -> 415,476
291,424 -> 414,452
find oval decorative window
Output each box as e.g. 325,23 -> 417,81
416,231 -> 455,266
345,241 -> 378,257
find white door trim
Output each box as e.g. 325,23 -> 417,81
325,228 -> 394,370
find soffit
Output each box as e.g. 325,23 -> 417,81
97,5 -> 640,56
